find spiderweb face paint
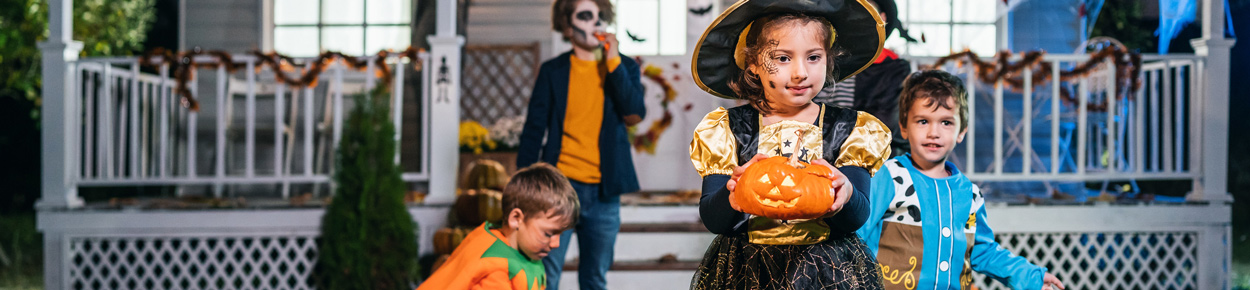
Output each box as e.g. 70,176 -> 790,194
760,39 -> 781,75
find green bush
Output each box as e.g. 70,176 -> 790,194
0,0 -> 155,122
315,87 -> 420,289
1087,0 -> 1154,52
0,213 -> 42,289
0,0 -> 156,214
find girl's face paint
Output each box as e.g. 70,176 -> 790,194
748,22 -> 829,112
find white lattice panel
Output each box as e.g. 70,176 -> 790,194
973,232 -> 1197,290
41,205 -> 1226,289
68,236 -> 318,290
460,44 -> 540,126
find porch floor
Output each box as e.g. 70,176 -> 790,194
74,185 -> 1198,212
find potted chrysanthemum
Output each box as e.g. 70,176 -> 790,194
457,115 -> 525,179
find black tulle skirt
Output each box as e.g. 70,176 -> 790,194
690,232 -> 885,290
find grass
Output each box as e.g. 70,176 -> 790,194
1233,194 -> 1249,290
0,212 -> 42,290
1236,262 -> 1250,290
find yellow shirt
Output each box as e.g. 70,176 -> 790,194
558,55 -> 621,184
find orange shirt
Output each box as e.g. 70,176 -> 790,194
417,223 -> 546,290
557,55 -> 621,184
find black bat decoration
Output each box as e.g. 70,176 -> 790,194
626,30 -> 646,42
689,4 -> 714,16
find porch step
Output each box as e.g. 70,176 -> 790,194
553,205 -> 709,289
618,204 -> 702,223
554,270 -> 696,289
561,225 -> 716,262
619,222 -> 707,233
561,259 -> 702,271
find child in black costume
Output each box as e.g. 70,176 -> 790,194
688,0 -> 892,289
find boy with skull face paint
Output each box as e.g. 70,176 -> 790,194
517,0 -> 645,289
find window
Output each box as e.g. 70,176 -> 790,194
885,0 -> 998,57
273,0 -> 412,57
608,0 -> 686,56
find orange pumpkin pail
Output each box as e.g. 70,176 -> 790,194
730,129 -> 838,220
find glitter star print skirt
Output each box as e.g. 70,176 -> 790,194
689,232 -> 886,290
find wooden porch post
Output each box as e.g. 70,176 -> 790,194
1189,0 -> 1235,203
426,0 -> 465,204
1190,1 -> 1236,289
37,0 -> 83,288
37,0 -> 83,211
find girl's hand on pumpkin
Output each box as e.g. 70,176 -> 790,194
726,154 -> 769,192
811,159 -> 851,217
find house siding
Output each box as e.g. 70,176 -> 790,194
184,0 -> 261,52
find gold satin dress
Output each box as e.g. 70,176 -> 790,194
689,104 -> 891,290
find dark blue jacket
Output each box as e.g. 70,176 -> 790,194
517,51 -> 646,196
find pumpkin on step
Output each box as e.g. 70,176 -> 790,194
731,155 -> 837,220
460,159 -> 509,191
451,189 -> 504,228
449,159 -> 508,228
433,227 -> 470,255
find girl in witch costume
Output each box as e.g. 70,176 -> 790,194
688,0 -> 891,289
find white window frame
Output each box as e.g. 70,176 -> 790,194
263,0 -> 413,57
606,0 -> 688,56
888,0 -> 1007,57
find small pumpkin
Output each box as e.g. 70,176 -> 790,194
730,129 -> 837,220
433,227 -> 470,255
451,189 -> 504,228
460,159 -> 509,191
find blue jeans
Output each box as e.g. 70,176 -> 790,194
543,180 -> 620,290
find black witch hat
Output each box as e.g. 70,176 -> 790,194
691,0 -> 886,99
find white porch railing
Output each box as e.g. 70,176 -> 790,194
911,54 -> 1208,196
54,53 -> 1213,201
62,53 -> 433,199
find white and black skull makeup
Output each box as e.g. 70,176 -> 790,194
568,0 -> 604,49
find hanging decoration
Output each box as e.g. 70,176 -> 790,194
1156,0 -> 1197,54
926,45 -> 1141,112
436,56 -> 451,103
629,61 -> 679,154
1081,0 -> 1106,38
138,47 -> 426,111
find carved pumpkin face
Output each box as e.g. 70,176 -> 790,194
731,156 -> 836,220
